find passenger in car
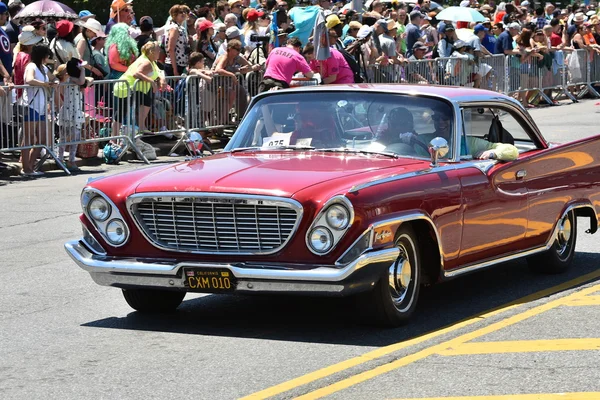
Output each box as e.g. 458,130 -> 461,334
429,111 -> 519,161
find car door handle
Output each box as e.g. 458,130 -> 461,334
516,170 -> 527,180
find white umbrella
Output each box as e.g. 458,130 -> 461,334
435,6 -> 485,23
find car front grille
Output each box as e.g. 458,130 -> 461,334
128,194 -> 302,254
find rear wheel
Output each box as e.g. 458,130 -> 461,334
122,289 -> 186,313
357,226 -> 421,327
528,211 -> 577,274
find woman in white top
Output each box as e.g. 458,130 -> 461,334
21,44 -> 56,176
49,20 -> 80,66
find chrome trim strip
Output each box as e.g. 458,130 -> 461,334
305,195 -> 355,256
335,227 -> 374,265
370,212 -> 445,271
81,225 -> 106,256
443,203 -> 594,278
126,192 -> 304,255
64,240 -> 398,283
81,188 -> 130,248
349,159 -> 493,194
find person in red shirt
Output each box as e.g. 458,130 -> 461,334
548,18 -> 563,48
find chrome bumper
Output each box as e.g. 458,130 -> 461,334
64,240 -> 399,295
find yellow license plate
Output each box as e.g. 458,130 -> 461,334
184,268 -> 236,292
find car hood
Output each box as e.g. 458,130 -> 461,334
133,151 -> 427,197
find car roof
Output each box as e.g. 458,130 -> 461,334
277,84 -> 518,105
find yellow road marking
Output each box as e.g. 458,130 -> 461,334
390,392 -> 600,400
241,269 -> 600,400
564,295 -> 600,306
294,281 -> 600,400
439,338 -> 600,355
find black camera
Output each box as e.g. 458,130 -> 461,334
250,34 -> 270,43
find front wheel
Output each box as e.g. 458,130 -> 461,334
122,289 -> 186,313
528,211 -> 577,274
357,226 -> 421,327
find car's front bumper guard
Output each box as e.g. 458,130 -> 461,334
64,240 -> 399,295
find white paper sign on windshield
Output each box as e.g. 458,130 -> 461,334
262,135 -> 291,148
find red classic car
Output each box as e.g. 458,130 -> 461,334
65,85 -> 599,326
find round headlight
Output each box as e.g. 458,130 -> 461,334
309,227 -> 333,253
325,205 -> 350,230
106,219 -> 128,245
89,197 -> 111,222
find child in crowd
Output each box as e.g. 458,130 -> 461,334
183,52 -> 215,136
55,59 -> 91,171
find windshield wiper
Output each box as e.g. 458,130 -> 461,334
231,145 -> 315,153
317,147 -> 399,159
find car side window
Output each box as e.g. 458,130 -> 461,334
461,106 -> 540,159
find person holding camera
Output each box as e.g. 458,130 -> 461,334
258,37 -> 313,92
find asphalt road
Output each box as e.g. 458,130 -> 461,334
1,100 -> 600,400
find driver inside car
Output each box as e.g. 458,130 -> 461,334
375,107 -> 430,157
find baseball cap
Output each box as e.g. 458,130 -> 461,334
226,26 -> 240,39
412,41 -> 428,51
214,22 -> 226,32
0,3 -> 8,13
507,22 -> 521,30
197,19 -> 214,32
228,0 -> 242,7
139,16 -> 153,27
246,9 -> 265,22
326,14 -> 342,29
375,18 -> 391,32
357,25 -> 373,39
409,10 -> 424,20
459,0 -> 470,7
110,0 -> 133,19
444,25 -> 456,32
348,21 -> 362,30
78,10 -> 96,21
473,23 -> 488,33
453,40 -> 468,49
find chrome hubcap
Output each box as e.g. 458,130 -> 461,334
388,246 -> 412,305
556,215 -> 572,256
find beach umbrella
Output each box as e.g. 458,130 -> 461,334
15,0 -> 78,21
435,6 -> 485,22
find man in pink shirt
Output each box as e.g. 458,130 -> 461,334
303,30 -> 354,84
258,37 -> 314,93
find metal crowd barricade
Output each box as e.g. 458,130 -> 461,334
435,56 -> 476,87
0,84 -> 68,174
537,50 -> 576,102
367,64 -> 400,83
505,54 -> 556,104
131,76 -> 187,137
563,49 -> 599,99
52,80 -> 149,165
402,58 -> 438,85
477,54 -> 507,93
589,52 -> 600,89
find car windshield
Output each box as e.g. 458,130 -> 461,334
224,92 -> 455,159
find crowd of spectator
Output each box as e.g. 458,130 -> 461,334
2,0 -> 600,175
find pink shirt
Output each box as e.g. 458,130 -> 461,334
264,46 -> 312,85
310,48 -> 354,84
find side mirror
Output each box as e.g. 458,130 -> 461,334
429,137 -> 449,167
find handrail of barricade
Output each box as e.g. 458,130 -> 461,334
52,80 -> 150,165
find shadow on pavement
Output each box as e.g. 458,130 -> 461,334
82,252 -> 600,347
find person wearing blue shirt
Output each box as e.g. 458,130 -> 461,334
406,11 -> 425,57
0,3 -> 13,83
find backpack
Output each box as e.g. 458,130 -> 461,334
103,143 -> 123,164
338,46 -> 364,83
